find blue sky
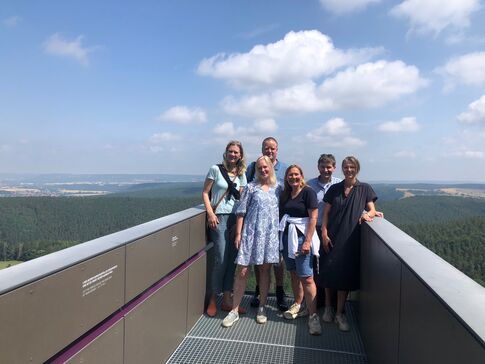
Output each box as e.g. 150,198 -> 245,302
1,0 -> 485,182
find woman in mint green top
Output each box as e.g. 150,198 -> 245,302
202,140 -> 247,317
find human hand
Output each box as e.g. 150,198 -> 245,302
207,213 -> 219,230
375,211 -> 384,218
234,234 -> 241,249
359,213 -> 373,224
300,241 -> 311,255
322,235 -> 333,254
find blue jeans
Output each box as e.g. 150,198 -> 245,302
282,233 -> 314,278
208,214 -> 237,294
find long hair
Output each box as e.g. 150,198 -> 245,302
280,164 -> 306,207
255,155 -> 276,186
222,140 -> 247,176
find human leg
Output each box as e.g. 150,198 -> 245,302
275,255 -> 288,311
221,214 -> 238,307
229,265 -> 250,311
251,265 -> 260,307
334,290 -> 350,332
258,263 -> 271,306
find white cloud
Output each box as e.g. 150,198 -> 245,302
320,0 -> 381,14
394,150 -> 417,158
43,33 -> 96,66
223,61 -> 427,117
213,122 -> 236,137
457,95 -> 485,124
436,52 -> 485,91
213,119 -> 278,141
3,16 -> 20,28
378,117 -> 420,132
149,132 -> 182,143
157,106 -> 207,124
198,30 -> 382,88
449,149 -> 485,159
390,0 -> 480,36
318,61 -> 427,109
306,118 -> 365,147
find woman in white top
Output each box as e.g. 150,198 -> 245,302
202,141 -> 247,317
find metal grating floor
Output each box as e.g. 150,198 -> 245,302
167,295 -> 367,364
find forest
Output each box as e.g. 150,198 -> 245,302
0,184 -> 484,287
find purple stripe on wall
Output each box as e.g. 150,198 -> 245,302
49,249 -> 207,363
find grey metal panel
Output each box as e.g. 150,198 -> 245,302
124,270 -> 188,364
0,247 -> 125,364
65,319 -> 124,364
189,212 -> 206,256
366,218 -> 485,343
360,225 -> 401,364
0,206 -> 205,295
125,221 -> 190,303
399,266 -> 485,364
187,254 -> 206,331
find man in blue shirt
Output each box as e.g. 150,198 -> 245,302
246,137 -> 288,310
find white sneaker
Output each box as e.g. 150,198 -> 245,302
284,303 -> 309,320
284,303 -> 300,320
322,306 -> 335,323
308,313 -> 322,335
256,306 -> 267,324
222,310 -> 239,328
334,313 -> 350,332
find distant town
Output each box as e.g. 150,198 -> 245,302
0,174 -> 205,197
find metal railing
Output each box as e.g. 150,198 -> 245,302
360,218 -> 485,364
0,206 -> 208,364
1,207 -> 484,363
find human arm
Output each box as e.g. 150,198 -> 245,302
301,207 -> 317,255
321,203 -> 333,253
202,178 -> 219,230
234,215 -> 244,249
360,201 -> 377,223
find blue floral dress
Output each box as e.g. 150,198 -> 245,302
235,182 -> 280,266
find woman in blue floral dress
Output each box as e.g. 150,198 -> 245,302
222,155 -> 280,328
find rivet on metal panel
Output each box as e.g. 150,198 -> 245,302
29,289 -> 34,294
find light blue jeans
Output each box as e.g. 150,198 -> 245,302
208,214 -> 237,294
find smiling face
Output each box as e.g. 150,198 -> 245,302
342,160 -> 358,180
225,144 -> 241,166
286,166 -> 303,190
262,139 -> 278,164
257,158 -> 270,179
318,162 -> 336,182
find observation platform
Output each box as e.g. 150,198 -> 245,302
168,297 -> 366,364
0,205 -> 484,363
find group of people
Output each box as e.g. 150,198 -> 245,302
202,137 -> 380,335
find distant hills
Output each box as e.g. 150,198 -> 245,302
0,181 -> 484,287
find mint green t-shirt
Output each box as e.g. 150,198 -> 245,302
206,165 -> 247,214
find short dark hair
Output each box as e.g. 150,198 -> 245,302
262,137 -> 278,147
318,153 -> 336,166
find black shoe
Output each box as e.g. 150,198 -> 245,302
250,294 -> 260,307
276,286 -> 288,311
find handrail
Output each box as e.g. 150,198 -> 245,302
367,218 -> 485,343
361,218 -> 485,363
0,205 -> 205,295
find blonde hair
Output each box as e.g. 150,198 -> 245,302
255,155 -> 277,186
223,140 -> 247,176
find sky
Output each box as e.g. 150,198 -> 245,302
1,0 -> 485,182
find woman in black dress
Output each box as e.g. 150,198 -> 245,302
320,156 -> 377,331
